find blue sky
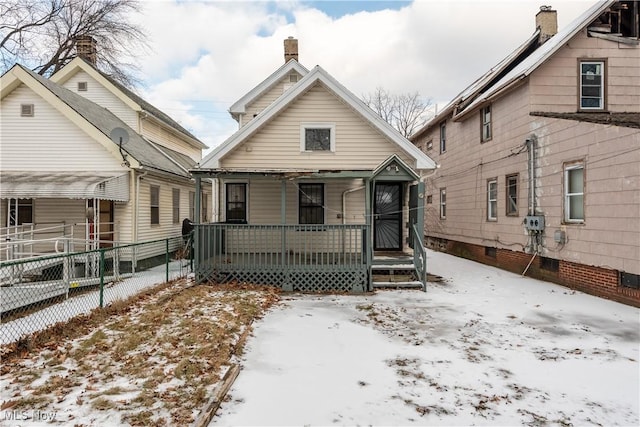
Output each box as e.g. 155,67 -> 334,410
135,0 -> 593,152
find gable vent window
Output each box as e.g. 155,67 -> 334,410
290,74 -> 298,83
20,104 -> 34,117
78,81 -> 88,91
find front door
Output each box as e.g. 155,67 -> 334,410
374,183 -> 403,250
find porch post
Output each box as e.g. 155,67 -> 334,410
281,179 -> 292,291
194,175 -> 201,279
364,178 -> 372,291
417,181 -> 425,245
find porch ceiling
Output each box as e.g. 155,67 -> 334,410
0,172 -> 129,201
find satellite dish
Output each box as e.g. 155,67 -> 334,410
109,127 -> 129,145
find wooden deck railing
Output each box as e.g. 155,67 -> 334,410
194,223 -> 370,292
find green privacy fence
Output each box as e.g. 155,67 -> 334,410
0,236 -> 191,345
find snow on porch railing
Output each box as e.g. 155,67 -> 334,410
412,224 -> 428,292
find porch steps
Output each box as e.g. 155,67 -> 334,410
371,263 -> 422,289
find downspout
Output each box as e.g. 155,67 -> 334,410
342,186 -> 365,224
527,135 -> 537,216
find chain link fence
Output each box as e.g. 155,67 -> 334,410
0,236 -> 192,345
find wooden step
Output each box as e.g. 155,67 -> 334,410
372,280 -> 424,289
371,264 -> 415,270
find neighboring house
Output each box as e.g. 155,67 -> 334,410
191,38 -> 436,292
411,1 -> 640,305
0,41 -> 210,265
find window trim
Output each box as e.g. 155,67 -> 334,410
487,178 -> 498,221
505,173 -> 519,217
300,123 -> 336,152
439,121 -> 447,154
480,104 -> 492,142
578,59 -> 607,111
298,183 -> 325,224
150,185 -> 160,225
439,188 -> 446,219
225,182 -> 248,224
172,188 -> 180,224
563,161 -> 585,224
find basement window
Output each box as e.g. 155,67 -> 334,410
78,81 -> 88,91
620,272 -> 640,289
540,257 -> 560,272
485,247 -> 497,258
20,104 -> 34,117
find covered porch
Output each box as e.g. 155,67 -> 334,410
192,156 -> 427,292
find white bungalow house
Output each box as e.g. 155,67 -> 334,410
191,39 -> 436,292
0,47 -> 210,267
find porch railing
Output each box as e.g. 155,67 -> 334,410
412,224 -> 428,291
195,223 -> 370,292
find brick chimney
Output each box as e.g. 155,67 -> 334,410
536,6 -> 558,44
75,35 -> 97,64
284,36 -> 298,63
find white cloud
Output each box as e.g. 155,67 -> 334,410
132,0 -> 593,154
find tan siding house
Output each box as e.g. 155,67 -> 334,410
1,51 -> 209,267
193,39 -> 436,292
411,0 -> 640,306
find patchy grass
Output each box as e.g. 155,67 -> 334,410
0,280 -> 280,425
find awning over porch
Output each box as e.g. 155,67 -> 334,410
0,172 -> 130,201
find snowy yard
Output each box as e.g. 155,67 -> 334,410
214,250 -> 640,426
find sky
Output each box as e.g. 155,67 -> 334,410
131,0 -> 596,154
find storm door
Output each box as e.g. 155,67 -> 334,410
374,183 -> 403,250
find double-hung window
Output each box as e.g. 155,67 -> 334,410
226,183 -> 247,223
506,174 -> 518,216
150,185 -> 160,225
172,189 -> 180,224
7,198 -> 33,226
481,105 -> 492,142
301,123 -> 335,152
299,183 -> 324,224
579,60 -> 605,110
439,188 -> 446,219
487,179 -> 498,221
439,122 -> 447,153
564,162 -> 584,222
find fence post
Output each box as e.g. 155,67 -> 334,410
166,238 -> 170,283
99,249 -> 105,308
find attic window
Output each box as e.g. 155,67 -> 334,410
588,1 -> 640,38
290,74 -> 298,83
425,140 -> 433,151
20,104 -> 34,117
78,81 -> 88,91
301,123 -> 335,152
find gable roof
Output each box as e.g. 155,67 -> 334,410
228,59 -> 309,120
1,64 -> 194,178
199,65 -> 436,170
50,57 -> 207,150
412,0 -> 617,138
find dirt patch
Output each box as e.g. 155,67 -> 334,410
0,280 -> 280,425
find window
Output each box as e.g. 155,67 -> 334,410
506,174 -> 518,216
439,188 -> 446,219
7,199 -> 33,225
426,195 -> 433,204
487,179 -> 498,221
189,191 -> 195,220
439,122 -> 446,153
150,185 -> 160,225
20,104 -> 34,117
77,82 -> 88,91
290,74 -> 298,83
620,272 -> 640,290
301,124 -> 335,152
425,140 -> 433,151
541,257 -> 560,272
226,183 -> 247,223
579,60 -> 605,110
480,105 -> 492,142
485,247 -> 497,258
202,193 -> 209,223
299,183 -> 324,224
564,162 -> 584,222
172,189 -> 180,224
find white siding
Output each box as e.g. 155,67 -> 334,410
141,120 -> 201,162
221,83 -> 415,170
0,85 -> 125,172
243,71 -> 304,126
60,70 -> 139,130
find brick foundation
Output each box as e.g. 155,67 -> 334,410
426,237 -> 640,307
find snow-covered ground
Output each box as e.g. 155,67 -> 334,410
213,250 -> 640,426
0,260 -> 190,345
